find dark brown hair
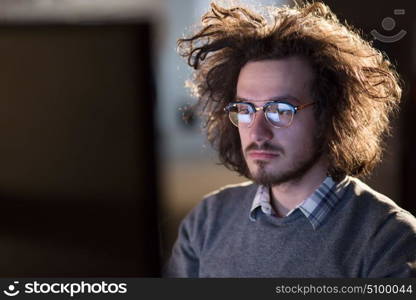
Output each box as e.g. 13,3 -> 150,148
177,1 -> 402,181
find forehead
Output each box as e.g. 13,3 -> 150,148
236,57 -> 315,103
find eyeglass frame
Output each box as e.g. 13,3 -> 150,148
224,99 -> 316,128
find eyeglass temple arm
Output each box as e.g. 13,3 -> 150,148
295,102 -> 315,112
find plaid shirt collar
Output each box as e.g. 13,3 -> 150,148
249,176 -> 349,230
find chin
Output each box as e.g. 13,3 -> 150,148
251,161 -> 278,173
249,164 -> 281,184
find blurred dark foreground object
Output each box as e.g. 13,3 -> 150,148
0,24 -> 160,276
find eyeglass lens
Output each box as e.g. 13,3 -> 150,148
229,103 -> 294,128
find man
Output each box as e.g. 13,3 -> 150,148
164,1 -> 416,277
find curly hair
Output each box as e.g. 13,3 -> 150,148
177,1 -> 402,181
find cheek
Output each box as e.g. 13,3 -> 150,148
279,121 -> 317,150
238,128 -> 249,147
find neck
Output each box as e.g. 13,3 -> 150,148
270,158 -> 328,217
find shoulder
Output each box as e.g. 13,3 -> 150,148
346,176 -> 416,233
348,177 -> 413,212
182,181 -> 257,226
346,177 -> 416,277
197,181 -> 257,215
177,181 -> 257,250
203,181 -> 257,203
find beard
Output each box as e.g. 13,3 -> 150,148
245,138 -> 324,186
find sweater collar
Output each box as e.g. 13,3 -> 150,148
249,176 -> 349,230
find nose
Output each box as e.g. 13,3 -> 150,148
249,111 -> 274,143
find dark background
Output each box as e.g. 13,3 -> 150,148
0,25 -> 160,276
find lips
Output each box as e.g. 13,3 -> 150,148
248,150 -> 280,159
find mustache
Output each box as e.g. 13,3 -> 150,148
245,142 -> 284,154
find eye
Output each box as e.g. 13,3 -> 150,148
267,105 -> 279,113
279,108 -> 292,115
234,104 -> 252,114
238,107 -> 250,114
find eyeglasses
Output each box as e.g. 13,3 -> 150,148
224,100 -> 315,128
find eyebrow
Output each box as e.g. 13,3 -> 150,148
235,95 -> 301,103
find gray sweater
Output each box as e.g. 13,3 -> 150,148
164,177 -> 416,277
